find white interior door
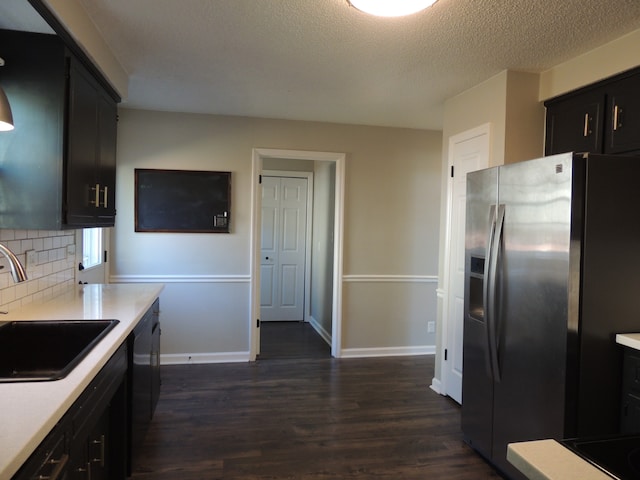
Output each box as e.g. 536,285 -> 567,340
260,176 -> 308,321
443,125 -> 490,404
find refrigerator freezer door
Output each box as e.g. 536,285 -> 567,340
490,153 -> 574,477
462,166 -> 498,460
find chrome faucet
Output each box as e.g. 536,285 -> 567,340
0,243 -> 27,283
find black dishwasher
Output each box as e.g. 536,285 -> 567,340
129,298 -> 160,472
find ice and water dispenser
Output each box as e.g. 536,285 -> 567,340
468,255 -> 485,321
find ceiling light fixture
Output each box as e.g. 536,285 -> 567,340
0,58 -> 14,132
347,0 -> 438,17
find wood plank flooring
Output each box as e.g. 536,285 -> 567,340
258,321 -> 331,360
131,323 -> 503,479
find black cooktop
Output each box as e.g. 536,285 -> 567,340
562,435 -> 640,480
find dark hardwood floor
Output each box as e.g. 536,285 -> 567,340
258,321 -> 331,359
131,322 -> 503,479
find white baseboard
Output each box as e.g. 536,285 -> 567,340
340,345 -> 436,358
430,377 -> 444,395
161,352 -> 250,365
308,315 -> 332,346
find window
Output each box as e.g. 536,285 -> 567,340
82,228 -> 103,269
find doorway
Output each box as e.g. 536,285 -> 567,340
250,148 -> 346,361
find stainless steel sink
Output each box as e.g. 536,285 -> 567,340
0,319 -> 119,382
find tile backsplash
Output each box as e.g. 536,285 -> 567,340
0,229 -> 76,312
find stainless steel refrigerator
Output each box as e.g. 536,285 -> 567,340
462,152 -> 640,479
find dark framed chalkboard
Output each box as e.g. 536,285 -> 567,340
135,169 -> 231,233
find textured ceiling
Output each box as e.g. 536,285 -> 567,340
54,1 -> 640,128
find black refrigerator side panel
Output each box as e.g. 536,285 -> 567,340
577,155 -> 640,436
461,167 -> 498,461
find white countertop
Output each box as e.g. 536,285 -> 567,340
616,333 -> 640,351
0,283 -> 164,480
507,439 -> 611,480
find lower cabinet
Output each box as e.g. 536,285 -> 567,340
620,348 -> 640,433
12,299 -> 161,480
129,299 -> 161,472
12,344 -> 128,480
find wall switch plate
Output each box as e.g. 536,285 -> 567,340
427,321 -> 435,333
26,249 -> 37,269
67,244 -> 76,257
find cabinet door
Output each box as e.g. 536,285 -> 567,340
66,58 -> 117,227
96,92 -> 117,222
605,74 -> 640,154
66,57 -> 100,224
621,393 -> 640,434
151,319 -> 161,417
86,410 -> 110,480
12,423 -> 69,480
68,411 -> 109,480
545,89 -> 604,155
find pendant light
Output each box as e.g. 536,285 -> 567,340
0,58 -> 14,132
347,0 -> 438,17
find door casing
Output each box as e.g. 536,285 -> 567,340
250,148 -> 345,360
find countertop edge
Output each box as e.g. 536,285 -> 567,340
507,439 -> 611,480
616,333 -> 640,350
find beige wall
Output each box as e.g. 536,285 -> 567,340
113,109 -> 442,360
539,28 -> 640,101
505,71 -> 546,164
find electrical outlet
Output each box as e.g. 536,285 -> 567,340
26,249 -> 37,269
427,321 -> 435,333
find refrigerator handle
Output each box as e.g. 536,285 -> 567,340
483,205 -> 497,380
487,204 -> 505,383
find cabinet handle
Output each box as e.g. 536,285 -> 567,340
90,183 -> 100,207
614,104 -> 622,131
91,434 -> 106,467
75,462 -> 91,480
583,113 -> 590,137
152,349 -> 160,368
102,185 -> 108,209
40,453 -> 69,480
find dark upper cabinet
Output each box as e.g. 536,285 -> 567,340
66,57 -> 118,226
545,68 -> 640,156
545,89 -> 605,156
0,29 -> 118,229
605,74 -> 640,154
